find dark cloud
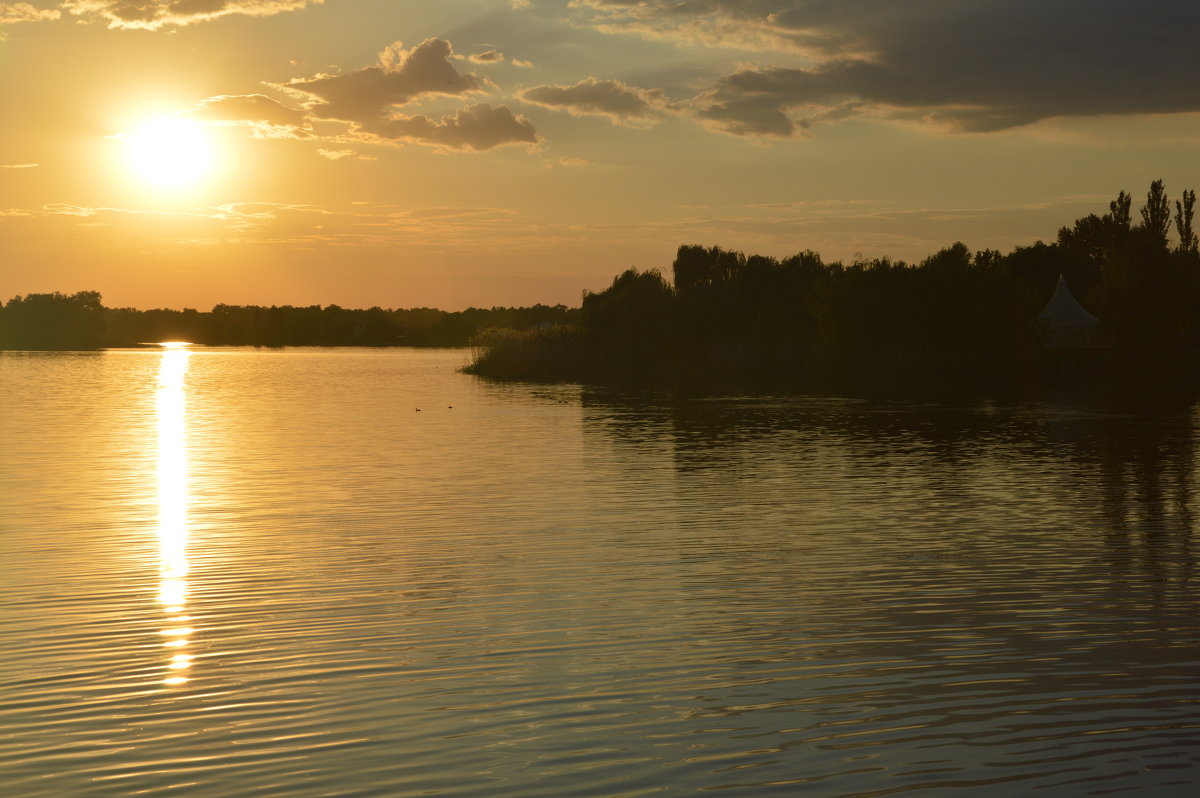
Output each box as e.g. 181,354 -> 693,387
61,0 -> 316,30
372,103 -> 538,151
285,38 -> 489,126
572,1 -> 1200,134
520,77 -> 674,126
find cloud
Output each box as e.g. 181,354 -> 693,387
0,199 -> 555,254
570,1 -> 1200,134
372,103 -> 538,151
694,62 -> 885,137
284,38 -> 490,128
40,203 -> 103,216
61,0 -> 319,30
0,2 -> 60,24
192,94 -> 308,135
568,0 -> 851,54
511,58 -> 534,68
273,41 -> 538,151
190,39 -> 538,153
520,77 -> 675,126
468,49 -> 505,64
0,162 -> 38,168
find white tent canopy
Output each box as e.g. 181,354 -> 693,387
1039,274 -> 1099,328
1039,275 -> 1105,347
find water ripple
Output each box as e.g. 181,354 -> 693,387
2,349 -> 1199,795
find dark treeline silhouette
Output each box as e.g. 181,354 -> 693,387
468,180 -> 1200,395
0,291 -> 106,350
0,295 -> 576,350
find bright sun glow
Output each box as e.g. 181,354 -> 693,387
124,117 -> 214,190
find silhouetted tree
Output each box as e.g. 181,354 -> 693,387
0,291 -> 105,349
1175,189 -> 1197,254
921,241 -> 971,271
470,182 -> 1200,392
974,249 -> 1003,271
582,268 -> 675,383
1139,179 -> 1171,245
1110,190 -> 1132,233
1059,216 -> 1113,265
1089,179 -> 1200,347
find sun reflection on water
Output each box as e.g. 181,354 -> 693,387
156,342 -> 192,686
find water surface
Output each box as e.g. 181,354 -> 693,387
2,348 -> 1198,796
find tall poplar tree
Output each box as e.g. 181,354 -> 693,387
1175,189 -> 1197,254
1109,190 -> 1132,233
1139,179 -> 1171,244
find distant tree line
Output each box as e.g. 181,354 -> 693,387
468,180 -> 1200,393
10,179 -> 1200,395
0,295 -> 576,350
0,291 -> 107,350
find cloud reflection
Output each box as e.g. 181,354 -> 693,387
156,343 -> 192,686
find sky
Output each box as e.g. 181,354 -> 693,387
3,1 -> 1200,310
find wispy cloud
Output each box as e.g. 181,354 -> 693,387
0,2 -> 59,25
194,94 -> 307,128
61,0 -> 319,31
467,49 -> 505,64
0,199 -> 545,250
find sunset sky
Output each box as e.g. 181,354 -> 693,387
3,1 -> 1199,310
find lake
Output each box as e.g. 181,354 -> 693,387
2,347 -> 1198,796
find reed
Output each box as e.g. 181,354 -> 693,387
464,325 -> 585,382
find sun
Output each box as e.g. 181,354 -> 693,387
123,117 -> 215,191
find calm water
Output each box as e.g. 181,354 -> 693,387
2,347 -> 1198,797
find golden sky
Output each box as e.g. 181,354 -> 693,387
3,1 -> 1200,310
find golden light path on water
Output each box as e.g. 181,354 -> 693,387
156,343 -> 192,686
4,349 -> 1200,796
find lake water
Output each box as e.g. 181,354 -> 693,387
2,347 -> 1198,797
